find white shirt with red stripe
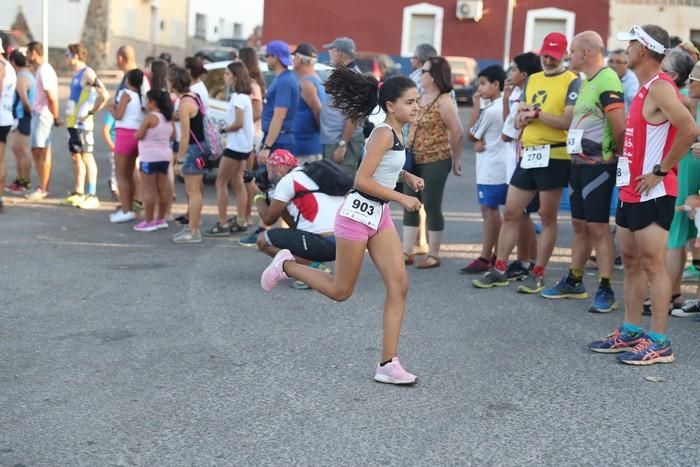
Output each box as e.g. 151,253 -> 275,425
272,169 -> 344,234
619,73 -> 679,203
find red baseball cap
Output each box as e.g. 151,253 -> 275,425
539,32 -> 568,60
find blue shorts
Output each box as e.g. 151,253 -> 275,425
477,184 -> 508,208
140,161 -> 170,175
181,144 -> 207,175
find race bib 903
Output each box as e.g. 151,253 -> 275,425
339,192 -> 383,229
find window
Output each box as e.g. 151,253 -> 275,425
401,2 -> 444,56
523,8 -> 575,53
691,29 -> 700,44
195,13 -> 207,40
234,23 -> 243,38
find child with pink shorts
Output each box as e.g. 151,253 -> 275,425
261,70 -> 426,385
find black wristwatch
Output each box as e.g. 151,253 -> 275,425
652,164 -> 668,177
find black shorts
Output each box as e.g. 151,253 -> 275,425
0,125 -> 10,143
223,148 -> 251,161
265,228 -> 336,262
16,116 -> 31,136
510,159 -> 571,192
615,196 -> 675,232
68,128 -> 95,154
569,164 -> 616,223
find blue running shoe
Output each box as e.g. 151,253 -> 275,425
617,337 -> 675,365
589,328 -> 645,353
541,275 -> 588,299
589,287 -> 618,313
239,226 -> 266,247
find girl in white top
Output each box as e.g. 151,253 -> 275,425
110,69 -> 146,223
260,71 -> 425,386
205,62 -> 254,236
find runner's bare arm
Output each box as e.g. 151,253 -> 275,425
354,127 -> 420,210
135,113 -> 157,140
263,107 -> 287,147
606,106 -> 626,155
300,79 -> 322,127
86,70 -> 110,113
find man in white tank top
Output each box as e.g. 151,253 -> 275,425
0,41 -> 17,212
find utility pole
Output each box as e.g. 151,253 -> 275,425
503,0 -> 516,69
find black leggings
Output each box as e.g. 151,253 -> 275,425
402,158 -> 452,231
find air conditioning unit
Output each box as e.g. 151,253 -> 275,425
456,0 -> 484,21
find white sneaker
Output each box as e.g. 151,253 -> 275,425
109,210 -> 136,223
25,188 -> 48,201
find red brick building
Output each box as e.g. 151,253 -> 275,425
263,0 -> 609,64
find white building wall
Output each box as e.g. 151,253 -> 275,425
188,0 -> 264,42
0,0 -> 89,48
608,0 -> 700,50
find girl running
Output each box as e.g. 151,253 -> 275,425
133,89 -> 175,232
261,69 -> 424,385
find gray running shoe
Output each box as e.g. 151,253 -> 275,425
172,228 -> 202,244
517,272 -> 545,294
472,268 -> 509,289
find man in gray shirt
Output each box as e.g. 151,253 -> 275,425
608,49 -> 639,113
320,36 -> 364,176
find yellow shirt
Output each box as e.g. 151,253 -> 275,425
521,70 -> 579,161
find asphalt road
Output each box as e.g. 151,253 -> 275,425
2,97 -> 700,466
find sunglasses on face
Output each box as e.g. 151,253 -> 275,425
421,69 -> 430,74
609,59 -> 627,65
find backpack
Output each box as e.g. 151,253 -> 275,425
290,159 -> 354,228
186,93 -> 225,163
293,159 -> 353,199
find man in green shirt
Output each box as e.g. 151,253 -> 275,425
541,31 -> 626,313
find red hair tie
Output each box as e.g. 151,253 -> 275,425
377,81 -> 384,96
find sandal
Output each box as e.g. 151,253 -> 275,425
404,253 -> 415,266
416,255 -> 440,269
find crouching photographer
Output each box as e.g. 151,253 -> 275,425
252,149 -> 352,288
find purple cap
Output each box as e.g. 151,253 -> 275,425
266,40 -> 292,67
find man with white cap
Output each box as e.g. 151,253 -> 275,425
258,40 -> 299,164
320,36 -> 365,176
0,39 -> 17,212
589,25 -> 698,365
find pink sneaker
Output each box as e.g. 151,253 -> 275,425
154,219 -> 169,230
133,220 -> 158,232
374,357 -> 417,385
261,249 -> 294,292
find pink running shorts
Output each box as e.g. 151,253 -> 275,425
114,128 -> 139,157
333,204 -> 395,242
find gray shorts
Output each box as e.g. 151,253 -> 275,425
31,111 -> 54,148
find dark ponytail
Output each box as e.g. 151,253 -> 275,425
325,67 -> 416,123
146,89 -> 173,121
126,68 -> 145,111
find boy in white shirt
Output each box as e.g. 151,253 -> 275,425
462,65 -> 508,274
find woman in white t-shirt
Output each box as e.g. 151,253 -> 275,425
204,62 -> 254,236
185,57 -> 209,113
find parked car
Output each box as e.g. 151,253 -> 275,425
202,59 -> 333,136
355,52 -> 402,80
194,46 -> 238,64
216,38 -> 247,50
445,56 -> 478,105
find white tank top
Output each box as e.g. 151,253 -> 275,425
0,59 -> 17,126
115,88 -> 144,129
368,122 -> 406,190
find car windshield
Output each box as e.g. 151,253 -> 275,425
448,61 -> 469,73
